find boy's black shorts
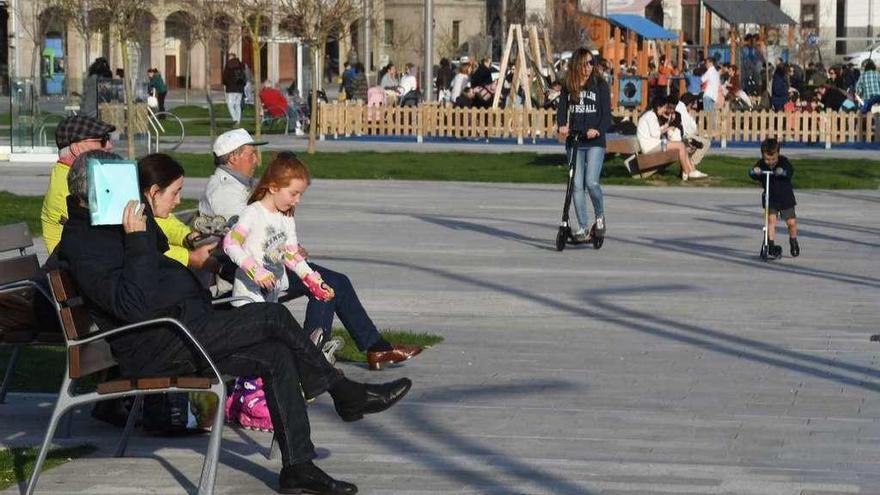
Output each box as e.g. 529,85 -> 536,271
769,207 -> 796,220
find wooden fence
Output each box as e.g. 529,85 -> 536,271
318,102 -> 877,149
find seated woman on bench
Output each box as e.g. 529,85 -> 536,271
636,96 -> 708,181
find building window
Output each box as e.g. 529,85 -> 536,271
384,19 -> 393,46
681,1 -> 700,45
801,1 -> 817,30
452,20 -> 461,50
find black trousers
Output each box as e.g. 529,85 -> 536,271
135,302 -> 341,466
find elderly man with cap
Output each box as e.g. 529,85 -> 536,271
200,129 -> 423,370
40,115 -> 115,254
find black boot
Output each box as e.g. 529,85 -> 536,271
790,237 -> 800,257
279,461 -> 357,494
770,244 -> 783,259
333,377 -> 412,422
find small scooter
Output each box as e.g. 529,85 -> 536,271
758,170 -> 781,261
555,136 -> 604,251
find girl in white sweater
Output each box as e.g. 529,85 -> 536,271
224,153 -> 334,306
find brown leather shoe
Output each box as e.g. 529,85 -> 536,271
367,345 -> 423,370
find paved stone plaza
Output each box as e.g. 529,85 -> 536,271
2,178 -> 879,494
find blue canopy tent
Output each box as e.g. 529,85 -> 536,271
606,14 -> 679,41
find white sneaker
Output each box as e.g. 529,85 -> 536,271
688,170 -> 709,179
595,216 -> 605,233
573,228 -> 588,243
681,172 -> 688,181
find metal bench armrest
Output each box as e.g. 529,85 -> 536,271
72,317 -> 224,383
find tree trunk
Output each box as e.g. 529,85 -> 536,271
307,43 -> 320,154
204,39 -> 216,139
185,43 -> 191,105
251,24 -> 262,139
122,39 -> 135,158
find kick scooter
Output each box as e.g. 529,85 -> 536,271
555,137 -> 603,252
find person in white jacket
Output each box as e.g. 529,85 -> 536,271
636,96 -> 707,180
673,93 -> 711,166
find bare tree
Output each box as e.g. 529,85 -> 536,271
228,0 -> 274,138
434,25 -> 461,60
55,0 -> 111,84
12,0 -> 58,94
190,0 -> 229,139
279,0 -> 359,153
385,23 -> 423,68
165,12 -> 195,105
93,0 -> 152,157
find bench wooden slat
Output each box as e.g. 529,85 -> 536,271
0,223 -> 33,253
606,137 -> 639,154
0,254 -> 40,286
176,376 -> 215,389
69,340 -> 116,378
96,379 -> 135,395
95,376 -> 216,395
59,306 -> 95,340
634,150 -> 680,172
48,270 -> 77,304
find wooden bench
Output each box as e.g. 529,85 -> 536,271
606,136 -> 679,178
0,223 -> 64,404
26,268 -> 227,495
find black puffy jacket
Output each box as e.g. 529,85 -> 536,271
57,197 -> 213,375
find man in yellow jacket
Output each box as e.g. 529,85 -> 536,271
41,115 -> 115,253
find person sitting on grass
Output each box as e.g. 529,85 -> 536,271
200,129 -> 423,371
57,149 -> 412,494
748,138 -> 800,258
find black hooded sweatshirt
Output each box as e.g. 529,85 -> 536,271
748,155 -> 797,210
556,78 -> 612,147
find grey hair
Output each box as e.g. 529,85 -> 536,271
213,146 -> 244,167
68,150 -> 124,204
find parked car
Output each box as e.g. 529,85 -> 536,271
842,41 -> 880,67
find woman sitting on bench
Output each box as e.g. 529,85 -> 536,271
636,96 -> 708,181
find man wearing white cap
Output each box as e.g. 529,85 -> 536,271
200,129 -> 423,371
199,128 -> 268,218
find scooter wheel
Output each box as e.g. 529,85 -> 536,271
556,228 -> 567,251
760,245 -> 769,261
592,236 -> 604,249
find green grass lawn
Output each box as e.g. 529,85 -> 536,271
170,151 -> 880,189
0,445 -> 97,490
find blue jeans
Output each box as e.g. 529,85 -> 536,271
860,95 -> 880,113
703,95 -> 715,112
286,262 -> 381,351
566,144 -> 605,230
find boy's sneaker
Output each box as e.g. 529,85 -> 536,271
595,216 -> 606,235
573,228 -> 588,243
238,378 -> 273,432
790,238 -> 800,257
688,170 -> 709,179
770,244 -> 783,259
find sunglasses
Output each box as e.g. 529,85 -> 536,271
586,59 -> 595,67
85,134 -> 111,147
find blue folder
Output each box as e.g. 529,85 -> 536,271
87,159 -> 141,225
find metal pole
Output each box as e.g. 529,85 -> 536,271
424,0 -> 433,101
364,0 -> 372,83
601,0 -> 607,18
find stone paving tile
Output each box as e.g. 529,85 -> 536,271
2,182 -> 879,494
